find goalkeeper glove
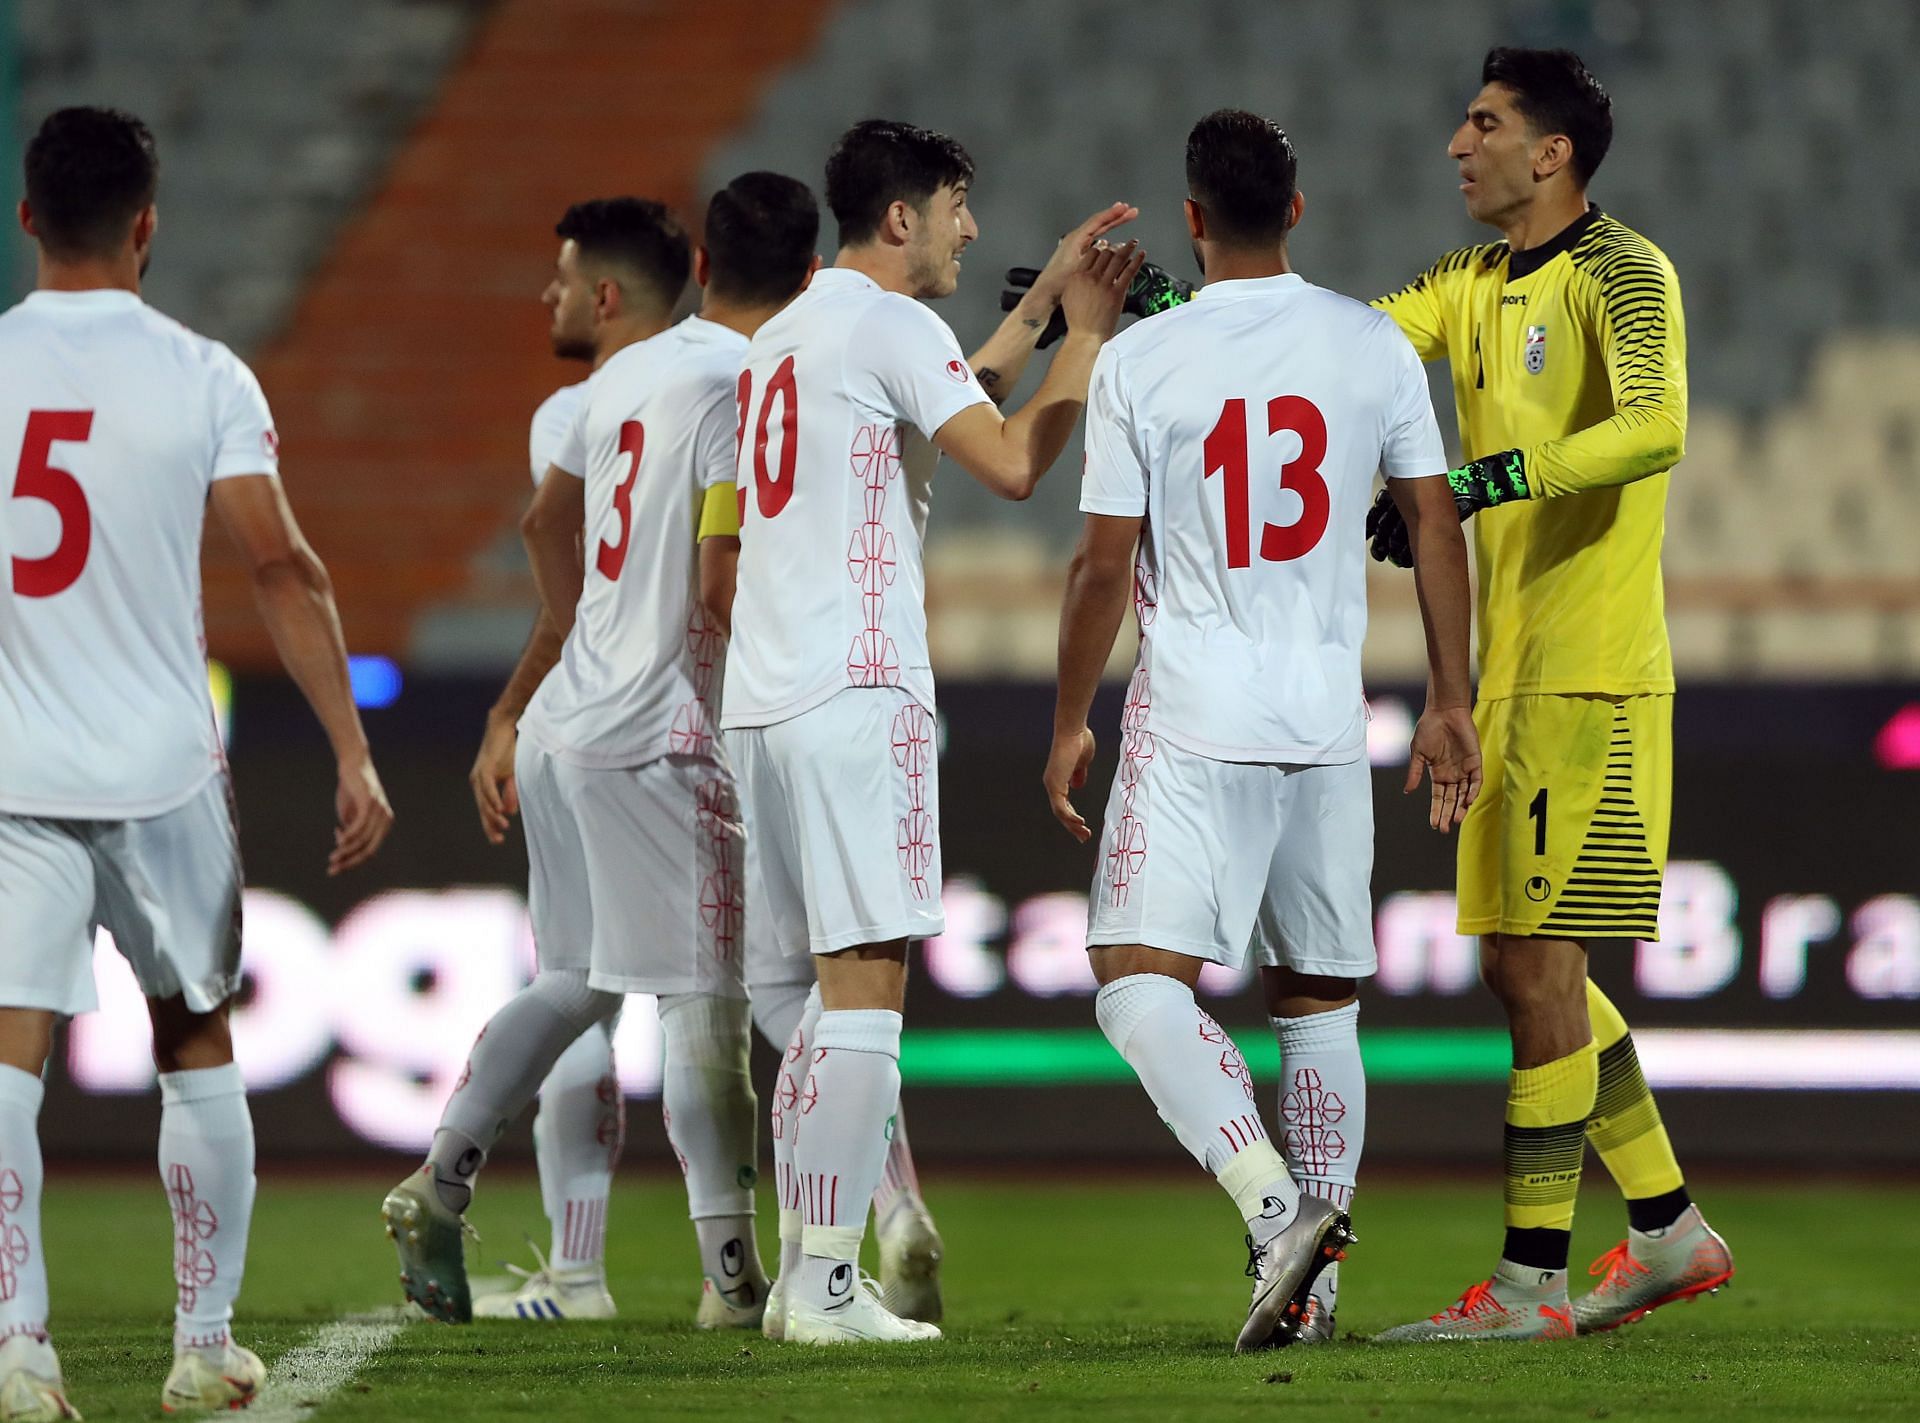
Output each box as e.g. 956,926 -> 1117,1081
1000,259 -> 1198,348
1365,450 -> 1534,568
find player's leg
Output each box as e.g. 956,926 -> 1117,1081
1258,754 -> 1378,1344
1569,695 -> 1732,1329
762,691 -> 944,1345
1089,748 -> 1350,1352
87,779 -> 267,1404
388,740 -> 621,1322
528,1017 -> 623,1284
0,812 -> 94,1418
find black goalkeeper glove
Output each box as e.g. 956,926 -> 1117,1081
1365,450 -> 1534,568
1000,259 -> 1198,348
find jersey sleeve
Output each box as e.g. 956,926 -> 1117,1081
1078,345 -> 1147,517
528,387 -> 580,485
1522,243 -> 1688,497
854,297 -> 994,441
549,394 -> 588,480
691,381 -> 742,540
208,347 -> 280,480
1380,330 -> 1448,480
1370,251 -> 1466,362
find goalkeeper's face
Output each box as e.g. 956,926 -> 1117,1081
1451,83 -> 1537,227
903,182 -> 978,300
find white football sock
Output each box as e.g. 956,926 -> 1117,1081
158,1063 -> 255,1352
872,1105 -> 924,1231
792,1009 -> 901,1307
429,969 -> 621,1212
533,1018 -> 622,1273
1096,974 -> 1297,1240
769,984 -> 821,1284
1273,1002 -> 1365,1213
0,1067 -> 48,1344
658,993 -> 764,1295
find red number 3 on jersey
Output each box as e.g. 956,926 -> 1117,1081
1201,395 -> 1330,568
10,409 -> 95,598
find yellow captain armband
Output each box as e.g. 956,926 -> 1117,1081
697,481 -> 742,540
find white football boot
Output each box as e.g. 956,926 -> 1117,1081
695,1237 -> 769,1331
381,1168 -> 477,1324
760,1275 -> 789,1341
1373,1260 -> 1575,1342
876,1201 -> 944,1324
0,1335 -> 79,1421
160,1338 -> 264,1413
1573,1206 -> 1734,1334
1236,1193 -> 1354,1353
471,1244 -> 616,1321
785,1263 -> 942,1345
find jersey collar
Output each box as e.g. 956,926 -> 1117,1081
1505,205 -> 1602,282
22,288 -> 144,312
1193,271 -> 1305,303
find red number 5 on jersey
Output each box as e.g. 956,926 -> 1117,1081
10,409 -> 94,598
1201,395 -> 1330,568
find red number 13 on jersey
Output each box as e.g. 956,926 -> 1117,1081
1201,395 -> 1330,567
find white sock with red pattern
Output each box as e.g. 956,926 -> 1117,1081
1096,974 -> 1297,1241
159,1063 -> 255,1354
1272,1002 -> 1364,1212
533,1019 -> 622,1274
0,1067 -> 48,1345
769,984 -> 822,1284
792,1009 -> 901,1308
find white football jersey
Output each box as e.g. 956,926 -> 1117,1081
0,290 -> 278,818
529,380 -> 586,485
721,268 -> 990,728
519,317 -> 745,769
1082,272 -> 1445,764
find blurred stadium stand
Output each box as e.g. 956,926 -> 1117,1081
8,0 -> 1918,678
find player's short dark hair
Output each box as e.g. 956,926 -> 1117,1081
824,119 -> 974,247
1482,47 -> 1613,186
555,197 -> 690,311
1185,109 -> 1298,247
704,172 -> 819,304
24,107 -> 159,260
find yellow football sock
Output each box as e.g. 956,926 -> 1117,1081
1585,982 -> 1686,1203
1504,1041 -> 1597,1233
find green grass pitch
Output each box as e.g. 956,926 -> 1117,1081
38,1172 -> 1918,1419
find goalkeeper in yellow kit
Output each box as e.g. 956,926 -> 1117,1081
1358,46 -> 1735,1341
1008,46 -> 1737,1340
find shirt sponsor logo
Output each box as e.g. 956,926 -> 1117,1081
945,358 -> 970,383
262,428 -> 281,458
1523,324 -> 1548,375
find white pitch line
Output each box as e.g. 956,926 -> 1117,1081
247,1306 -> 414,1423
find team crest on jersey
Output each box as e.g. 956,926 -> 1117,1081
262,428 -> 280,457
1523,324 -> 1548,375
944,358 -> 970,383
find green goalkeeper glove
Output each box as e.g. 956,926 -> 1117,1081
1365,450 -> 1533,568
1000,259 -> 1197,347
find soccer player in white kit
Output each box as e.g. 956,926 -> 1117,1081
0,108 -> 396,1416
1045,111 -> 1481,1352
723,119 -> 1144,1345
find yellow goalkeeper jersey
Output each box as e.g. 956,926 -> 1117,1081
1373,207 -> 1686,699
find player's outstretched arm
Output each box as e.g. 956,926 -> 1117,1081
1046,513 -> 1140,842
936,242 -> 1145,501
1393,474 -> 1481,833
970,203 -> 1136,403
522,465 -> 587,637
210,474 -> 394,874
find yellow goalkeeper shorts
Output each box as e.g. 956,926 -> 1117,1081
1455,693 -> 1672,941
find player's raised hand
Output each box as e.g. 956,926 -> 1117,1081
1062,241 -> 1148,343
469,710 -> 520,845
1025,202 -> 1139,306
330,755 -> 395,875
1405,707 -> 1482,834
1044,725 -> 1098,842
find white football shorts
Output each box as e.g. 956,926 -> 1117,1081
729,688 -> 945,958
0,773 -> 244,1016
516,739 -> 749,998
1087,737 -> 1377,978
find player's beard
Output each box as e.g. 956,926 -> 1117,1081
906,235 -> 959,300
550,333 -> 594,362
